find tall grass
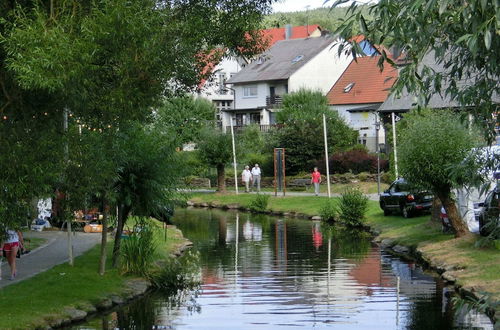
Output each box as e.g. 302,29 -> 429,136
148,250 -> 201,293
248,194 -> 270,212
120,217 -> 158,276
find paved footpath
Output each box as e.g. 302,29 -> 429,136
0,231 -> 101,288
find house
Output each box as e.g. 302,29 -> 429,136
223,34 -> 352,132
196,25 -> 323,127
326,56 -> 398,152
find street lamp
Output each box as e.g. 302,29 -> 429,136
375,119 -> 381,195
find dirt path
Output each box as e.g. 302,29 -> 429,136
0,230 -> 101,288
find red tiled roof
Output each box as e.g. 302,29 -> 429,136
260,25 -> 321,48
327,56 -> 398,105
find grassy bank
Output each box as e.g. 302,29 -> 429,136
0,222 -> 186,329
189,192 -> 500,301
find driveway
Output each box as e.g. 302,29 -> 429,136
0,231 -> 101,288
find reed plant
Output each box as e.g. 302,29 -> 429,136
120,218 -> 158,275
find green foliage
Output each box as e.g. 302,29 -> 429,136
239,124 -> 266,154
197,128 -> 234,168
319,200 -> 338,222
451,292 -> 498,322
398,109 -> 482,195
149,250 -> 202,293
337,188 -> 368,227
270,89 -> 357,175
120,218 -> 158,275
332,0 -> 500,142
248,194 -> 270,212
155,96 -> 216,146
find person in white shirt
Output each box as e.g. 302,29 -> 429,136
251,164 -> 262,192
241,165 -> 252,193
1,228 -> 24,280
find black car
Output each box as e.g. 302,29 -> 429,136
477,187 -> 500,237
379,179 -> 433,218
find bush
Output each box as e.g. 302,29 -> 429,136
120,219 -> 157,275
248,194 -> 270,212
149,250 -> 201,293
319,199 -> 338,222
319,149 -> 389,174
337,188 -> 368,227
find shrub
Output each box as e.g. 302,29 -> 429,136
337,188 -> 369,227
319,199 -> 338,222
319,149 -> 389,174
248,194 -> 270,212
149,250 -> 201,293
120,218 -> 157,275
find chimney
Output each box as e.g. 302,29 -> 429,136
285,24 -> 292,40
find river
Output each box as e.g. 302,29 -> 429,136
73,208 -> 493,329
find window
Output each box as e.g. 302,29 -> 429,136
343,82 -> 355,93
291,55 -> 304,63
243,85 -> 258,97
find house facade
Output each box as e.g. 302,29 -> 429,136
223,34 -> 352,132
326,56 -> 398,152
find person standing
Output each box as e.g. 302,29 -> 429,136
2,228 -> 24,280
251,164 -> 261,192
241,165 -> 252,193
311,167 -> 322,196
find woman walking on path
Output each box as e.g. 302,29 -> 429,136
2,229 -> 24,280
311,167 -> 322,196
241,165 -> 252,193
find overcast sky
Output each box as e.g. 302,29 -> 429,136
272,0 -> 374,13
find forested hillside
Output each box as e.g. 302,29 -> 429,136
262,6 -> 371,35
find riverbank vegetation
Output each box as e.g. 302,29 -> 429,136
0,223 -> 187,330
188,193 -> 500,303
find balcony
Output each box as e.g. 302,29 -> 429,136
266,95 -> 283,108
225,124 -> 275,133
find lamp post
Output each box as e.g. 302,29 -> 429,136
375,118 -> 381,195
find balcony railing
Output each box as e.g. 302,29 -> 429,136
225,124 -> 276,133
266,95 -> 283,108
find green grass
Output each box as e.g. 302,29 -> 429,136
0,220 -> 186,329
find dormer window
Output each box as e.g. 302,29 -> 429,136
343,82 -> 355,93
291,55 -> 304,63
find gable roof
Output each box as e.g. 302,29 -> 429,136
260,25 -> 322,47
226,35 -> 335,84
327,56 -> 398,105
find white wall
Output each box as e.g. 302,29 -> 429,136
288,42 -> 351,94
198,56 -> 241,102
233,82 -> 269,109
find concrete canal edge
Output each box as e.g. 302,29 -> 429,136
34,240 -> 193,330
187,200 -> 498,325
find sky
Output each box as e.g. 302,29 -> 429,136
271,0 -> 374,13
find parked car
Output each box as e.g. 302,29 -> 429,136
379,179 -> 433,218
477,187 -> 500,237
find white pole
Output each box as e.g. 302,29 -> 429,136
64,108 -> 73,266
391,112 -> 399,179
230,117 -> 239,194
323,114 -> 331,198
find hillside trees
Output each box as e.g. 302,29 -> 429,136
271,90 -> 357,174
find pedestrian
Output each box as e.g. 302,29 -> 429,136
241,165 -> 252,193
311,167 -> 321,196
251,163 -> 261,192
2,228 -> 24,280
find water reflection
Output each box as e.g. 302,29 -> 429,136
74,208 -> 493,329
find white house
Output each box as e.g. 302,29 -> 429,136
223,34 -> 352,132
326,56 -> 397,152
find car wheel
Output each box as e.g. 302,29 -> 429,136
381,202 -> 390,216
401,204 -> 413,218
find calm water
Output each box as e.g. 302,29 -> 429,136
74,208 -> 493,329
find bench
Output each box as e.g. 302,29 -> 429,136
288,178 -> 312,191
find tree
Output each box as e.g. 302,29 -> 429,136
271,89 -> 357,175
197,128 -> 234,192
331,0 -> 499,142
398,109 -> 482,237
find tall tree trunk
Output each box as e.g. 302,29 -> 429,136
216,164 -> 226,193
438,194 -> 469,238
98,197 -> 108,275
112,204 -> 130,267
431,197 -> 442,223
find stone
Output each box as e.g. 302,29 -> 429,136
392,245 -> 409,254
311,216 -> 322,221
380,239 -> 395,248
441,271 -> 456,283
125,279 -> 150,296
226,203 -> 240,209
64,308 -> 87,322
200,203 -> 209,208
96,298 -> 113,310
110,294 -> 125,305
186,201 -> 194,206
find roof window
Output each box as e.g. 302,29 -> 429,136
343,82 -> 355,93
291,55 -> 304,63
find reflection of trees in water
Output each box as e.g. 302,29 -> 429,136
319,223 -> 371,260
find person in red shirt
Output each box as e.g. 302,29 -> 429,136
311,167 -> 322,196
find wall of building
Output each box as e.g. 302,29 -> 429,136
288,42 -> 351,94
